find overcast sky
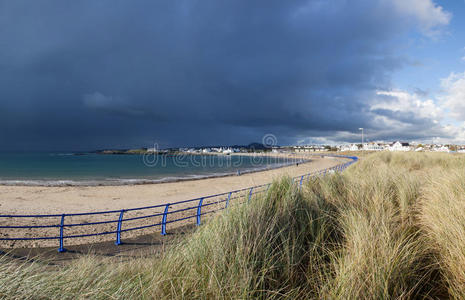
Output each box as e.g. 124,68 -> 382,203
1,0 -> 465,150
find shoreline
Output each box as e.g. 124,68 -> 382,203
0,158 -> 308,187
0,154 -> 344,215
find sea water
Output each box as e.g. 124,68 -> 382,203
0,152 -> 300,186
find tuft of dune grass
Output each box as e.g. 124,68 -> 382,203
152,177 -> 338,299
0,254 -> 157,299
420,169 -> 465,299
321,168 -> 432,298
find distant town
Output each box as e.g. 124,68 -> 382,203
95,141 -> 465,156
291,141 -> 463,153
173,141 -> 464,154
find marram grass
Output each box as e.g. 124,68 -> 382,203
1,152 -> 465,299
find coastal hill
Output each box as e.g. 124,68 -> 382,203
92,143 -> 274,155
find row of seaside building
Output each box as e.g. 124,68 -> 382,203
292,141 -> 462,153
155,143 -> 463,154
181,147 -> 239,154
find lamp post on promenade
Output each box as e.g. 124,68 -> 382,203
359,128 -> 364,149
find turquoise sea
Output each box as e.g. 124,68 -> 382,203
0,152 -> 298,186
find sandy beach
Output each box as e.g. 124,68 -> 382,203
0,154 -> 348,248
0,154 -> 345,215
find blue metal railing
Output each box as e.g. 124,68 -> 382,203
0,155 -> 357,252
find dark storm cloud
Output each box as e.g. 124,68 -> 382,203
0,0 -> 449,150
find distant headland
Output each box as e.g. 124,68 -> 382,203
91,142 -> 274,155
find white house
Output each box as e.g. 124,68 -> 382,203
339,145 -> 350,151
350,144 -> 359,151
315,147 -> 329,152
389,141 -> 411,152
434,146 -> 450,153
363,143 -> 384,151
340,144 -> 359,151
222,148 -> 232,155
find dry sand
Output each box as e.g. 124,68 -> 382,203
0,154 -> 348,248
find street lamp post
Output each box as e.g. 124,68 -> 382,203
359,128 -> 364,149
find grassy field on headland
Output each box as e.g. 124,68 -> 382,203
2,152 -> 465,299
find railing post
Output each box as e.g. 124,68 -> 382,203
299,175 -> 304,188
161,203 -> 170,235
115,209 -> 125,245
266,183 -> 271,192
248,187 -> 253,202
58,214 -> 66,253
196,198 -> 204,226
225,192 -> 232,209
